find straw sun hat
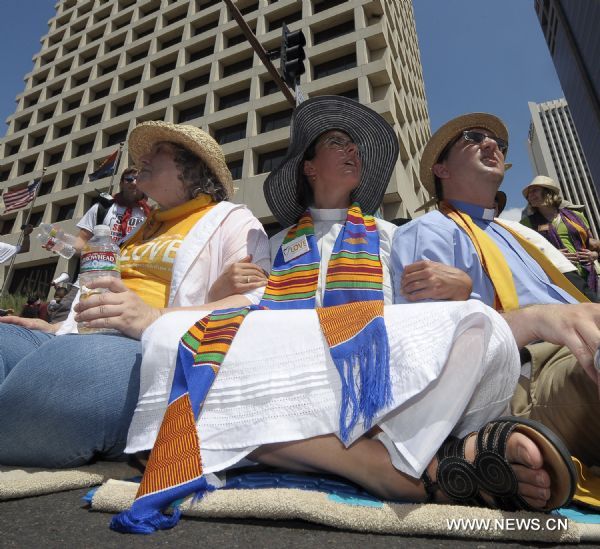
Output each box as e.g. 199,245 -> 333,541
521,175 -> 583,211
263,95 -> 399,227
128,121 -> 234,199
419,113 -> 509,197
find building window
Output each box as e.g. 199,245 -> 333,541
47,151 -> 63,165
222,57 -> 253,77
214,121 -> 247,145
338,88 -> 358,100
107,40 -> 125,52
193,18 -> 219,35
227,33 -> 245,47
21,160 -> 36,175
64,98 -> 80,112
41,109 -> 54,121
9,263 -> 58,296
49,86 -> 63,98
313,0 -> 349,12
0,218 -> 16,235
183,73 -> 210,91
196,0 -> 220,10
76,140 -> 94,156
100,63 -> 118,75
165,11 -> 186,25
227,158 -> 243,179
239,2 -> 258,15
263,80 -> 280,96
115,101 -> 135,116
313,52 -> 356,79
66,171 -> 85,188
313,20 -> 354,45
160,36 -> 181,50
218,88 -> 250,110
38,179 -> 54,196
260,109 -> 292,133
189,46 -> 214,62
84,112 -> 103,127
16,117 -> 31,131
32,133 -> 46,147
177,103 -> 205,123
57,124 -> 73,137
267,11 -> 302,31
56,202 -> 77,221
123,74 -> 142,88
72,74 -> 90,87
107,129 -> 128,146
136,27 -> 154,39
129,49 -> 147,63
155,60 -> 177,75
6,143 -> 20,156
148,88 -> 171,104
94,87 -> 110,100
257,148 -> 288,174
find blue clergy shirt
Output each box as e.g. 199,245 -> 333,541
391,199 -> 577,307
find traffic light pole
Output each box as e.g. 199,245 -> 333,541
223,0 -> 296,107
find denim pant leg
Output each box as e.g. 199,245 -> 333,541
0,332 -> 142,468
0,324 -> 54,383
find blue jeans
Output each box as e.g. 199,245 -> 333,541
0,324 -> 141,468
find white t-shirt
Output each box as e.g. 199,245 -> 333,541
0,242 -> 19,264
77,202 -> 147,244
269,208 -> 396,305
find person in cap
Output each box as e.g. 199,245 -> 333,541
391,112 -> 600,468
0,121 -> 269,468
74,167 -> 150,250
117,99 -> 574,534
521,175 -> 600,302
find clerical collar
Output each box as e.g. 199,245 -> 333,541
447,199 -> 496,221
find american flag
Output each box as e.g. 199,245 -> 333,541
1,179 -> 41,213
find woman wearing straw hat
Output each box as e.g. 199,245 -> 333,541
521,175 -> 600,302
119,99 -> 573,533
0,122 -> 269,468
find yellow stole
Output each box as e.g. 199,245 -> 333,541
439,202 -> 588,310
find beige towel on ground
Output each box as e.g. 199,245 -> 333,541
91,479 -> 600,543
0,461 -> 139,501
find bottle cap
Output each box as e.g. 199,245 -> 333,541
92,225 -> 111,237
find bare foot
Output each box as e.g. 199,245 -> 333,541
424,431 -> 551,509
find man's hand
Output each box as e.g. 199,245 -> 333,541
400,260 -> 472,301
503,303 -> 600,384
0,315 -> 59,333
74,277 -> 162,340
208,255 -> 268,302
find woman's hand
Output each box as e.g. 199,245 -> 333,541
0,315 -> 59,333
208,255 -> 268,302
400,260 -> 472,301
576,249 -> 599,265
74,277 -> 162,340
559,248 -> 580,263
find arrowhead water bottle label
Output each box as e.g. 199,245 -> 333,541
80,251 -> 120,274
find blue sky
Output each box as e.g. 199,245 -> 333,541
0,1 -> 564,218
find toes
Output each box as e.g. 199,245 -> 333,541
511,463 -> 551,488
507,432 -> 544,470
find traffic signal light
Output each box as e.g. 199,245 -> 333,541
280,24 -> 306,88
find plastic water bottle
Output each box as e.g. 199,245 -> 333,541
37,223 -> 77,259
78,225 -> 121,334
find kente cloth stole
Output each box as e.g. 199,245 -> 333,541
111,203 -> 391,534
440,202 -> 587,311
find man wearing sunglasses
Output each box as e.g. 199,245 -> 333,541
390,112 -> 600,467
75,167 -> 151,250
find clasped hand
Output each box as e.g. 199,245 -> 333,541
400,260 -> 472,301
74,277 -> 162,340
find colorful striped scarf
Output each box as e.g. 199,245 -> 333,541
111,203 -> 390,534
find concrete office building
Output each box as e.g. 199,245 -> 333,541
0,0 -> 430,295
528,98 -> 600,237
534,0 -> 600,197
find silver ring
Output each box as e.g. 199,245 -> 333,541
246,276 -> 250,284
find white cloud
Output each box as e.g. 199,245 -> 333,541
499,207 -> 523,222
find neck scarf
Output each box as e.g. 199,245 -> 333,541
113,192 -> 152,240
440,202 -> 587,310
529,208 -> 597,292
111,203 -> 391,534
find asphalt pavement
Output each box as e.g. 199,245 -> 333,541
0,488 -> 592,548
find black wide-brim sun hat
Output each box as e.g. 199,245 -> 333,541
263,95 -> 400,227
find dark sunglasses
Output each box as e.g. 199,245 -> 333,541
123,175 -> 138,182
462,130 -> 508,154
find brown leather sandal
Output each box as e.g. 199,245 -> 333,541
421,417 -> 576,511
